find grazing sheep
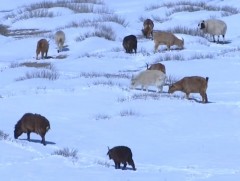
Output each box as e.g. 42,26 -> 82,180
142,19 -> 154,39
131,70 -> 166,92
123,35 -> 137,53
36,39 -> 49,60
168,76 -> 209,103
14,113 -> 50,145
146,63 -> 166,74
54,30 -> 65,53
153,31 -> 184,53
107,146 -> 136,171
198,19 -> 227,43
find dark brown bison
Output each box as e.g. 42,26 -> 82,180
122,35 -> 137,54
14,113 -> 50,145
107,146 -> 136,170
142,19 -> 154,38
36,39 -> 49,60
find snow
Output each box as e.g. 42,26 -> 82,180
1,0 -> 240,180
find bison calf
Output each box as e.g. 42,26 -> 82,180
107,146 -> 136,171
142,19 -> 154,39
36,39 -> 49,60
123,35 -> 137,53
14,113 -> 50,145
168,76 -> 209,103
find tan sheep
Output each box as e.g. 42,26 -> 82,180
168,76 -> 209,103
153,31 -> 184,53
131,70 -> 166,93
54,30 -> 65,53
36,39 -> 49,60
146,63 -> 166,74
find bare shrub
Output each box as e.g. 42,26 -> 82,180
95,114 -> 111,120
12,10 -> 54,23
167,26 -> 204,37
145,1 -> 239,17
10,62 -> 54,69
76,24 -> 116,41
92,80 -> 119,87
52,147 -> 78,160
189,53 -> 214,60
0,130 -> 9,140
95,160 -> 111,167
15,70 -> 59,81
0,24 -> 9,36
120,110 -> 139,117
78,72 -> 130,79
165,75 -> 180,86
154,54 -> 185,62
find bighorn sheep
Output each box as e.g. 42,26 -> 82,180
142,19 -> 154,39
153,31 -> 184,53
198,19 -> 227,43
168,76 -> 209,103
107,146 -> 136,170
54,30 -> 65,53
36,39 -> 49,60
131,70 -> 166,92
14,113 -> 50,145
146,63 -> 166,74
123,35 -> 137,53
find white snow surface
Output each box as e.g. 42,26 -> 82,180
1,0 -> 240,180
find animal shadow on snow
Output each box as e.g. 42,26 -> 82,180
19,138 -> 56,145
109,164 -> 135,171
59,45 -> 69,52
188,97 -> 214,104
209,40 -> 231,44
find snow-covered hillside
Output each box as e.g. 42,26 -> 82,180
1,0 -> 240,180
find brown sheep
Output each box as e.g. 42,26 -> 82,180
36,39 -> 49,60
142,19 -> 154,39
146,63 -> 166,74
168,76 -> 209,103
107,146 -> 136,171
153,31 -> 184,53
14,113 -> 50,145
122,35 -> 137,53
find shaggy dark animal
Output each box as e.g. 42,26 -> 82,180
107,146 -> 136,170
36,39 -> 49,60
122,35 -> 137,53
142,19 -> 154,38
14,113 -> 50,145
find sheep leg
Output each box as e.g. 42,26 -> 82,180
128,159 -> 136,170
41,135 -> 46,145
154,43 -> 159,53
212,35 -> 216,42
222,35 -> 225,43
27,131 -> 31,141
114,161 -> 120,169
41,51 -> 44,59
186,93 -> 190,99
122,162 -> 127,170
